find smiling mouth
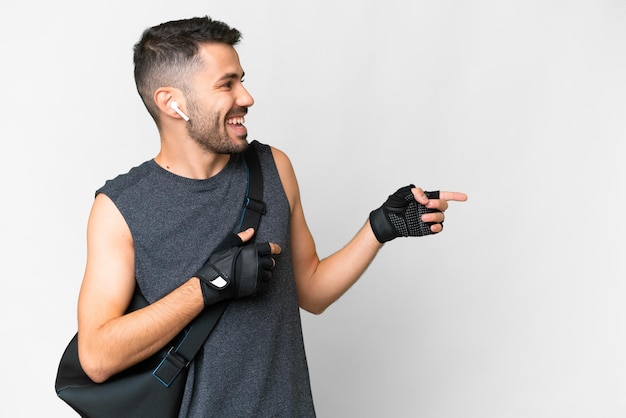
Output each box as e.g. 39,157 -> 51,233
226,116 -> 245,125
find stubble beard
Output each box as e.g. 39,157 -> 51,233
186,106 -> 248,155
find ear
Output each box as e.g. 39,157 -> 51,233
154,88 -> 187,120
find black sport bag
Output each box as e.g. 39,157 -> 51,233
55,291 -> 221,418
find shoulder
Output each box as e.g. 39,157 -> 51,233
97,160 -> 155,200
268,145 -> 300,213
269,146 -> 292,172
249,140 -> 297,185
248,141 -> 300,212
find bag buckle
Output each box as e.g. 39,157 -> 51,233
152,346 -> 190,387
244,197 -> 266,215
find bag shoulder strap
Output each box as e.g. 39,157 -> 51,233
238,141 -> 266,232
153,143 -> 265,387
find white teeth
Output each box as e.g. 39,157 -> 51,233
227,117 -> 245,125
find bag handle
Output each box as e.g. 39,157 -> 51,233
153,142 -> 265,387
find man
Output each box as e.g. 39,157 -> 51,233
76,16 -> 467,417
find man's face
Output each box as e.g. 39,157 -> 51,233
185,43 -> 254,154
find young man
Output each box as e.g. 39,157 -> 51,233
76,16 -> 467,417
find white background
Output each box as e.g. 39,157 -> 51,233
2,1 -> 625,417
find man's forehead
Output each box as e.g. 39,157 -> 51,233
197,43 -> 243,71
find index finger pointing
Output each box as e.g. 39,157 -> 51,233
438,191 -> 468,202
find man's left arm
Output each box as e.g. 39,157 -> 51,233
271,147 -> 467,314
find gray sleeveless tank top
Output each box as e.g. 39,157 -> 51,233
97,141 -> 316,417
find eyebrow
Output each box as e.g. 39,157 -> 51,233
216,71 -> 245,83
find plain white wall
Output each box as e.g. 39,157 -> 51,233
2,1 -> 625,417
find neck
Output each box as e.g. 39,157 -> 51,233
154,144 -> 231,180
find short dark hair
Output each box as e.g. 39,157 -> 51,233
133,16 -> 242,122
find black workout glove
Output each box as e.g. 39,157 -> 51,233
369,184 -> 441,243
194,233 -> 274,307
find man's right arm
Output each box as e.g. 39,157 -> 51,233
77,193 -> 204,383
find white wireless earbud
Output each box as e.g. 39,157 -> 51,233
170,101 -> 190,121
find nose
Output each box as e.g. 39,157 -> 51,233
237,84 -> 254,108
